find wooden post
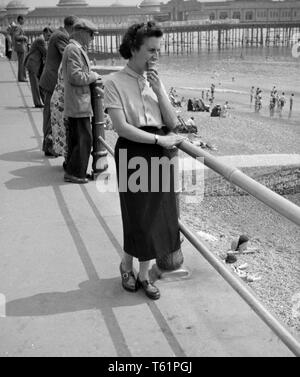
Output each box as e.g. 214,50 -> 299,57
90,80 -> 108,179
218,28 -> 221,50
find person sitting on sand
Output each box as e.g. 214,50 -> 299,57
186,116 -> 195,127
177,116 -> 197,134
191,133 -> 218,151
187,98 -> 194,112
194,99 -> 200,112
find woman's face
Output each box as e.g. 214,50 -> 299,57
132,36 -> 161,72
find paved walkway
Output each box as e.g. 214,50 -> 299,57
0,59 -> 296,357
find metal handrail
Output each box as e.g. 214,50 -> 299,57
98,135 -> 300,356
179,220 -> 300,357
179,141 -> 300,227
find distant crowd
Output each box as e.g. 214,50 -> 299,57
169,83 -> 229,120
250,86 -> 295,118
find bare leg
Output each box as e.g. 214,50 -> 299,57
139,261 -> 151,281
122,252 -> 133,271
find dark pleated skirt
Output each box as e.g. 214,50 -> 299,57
115,127 -> 180,262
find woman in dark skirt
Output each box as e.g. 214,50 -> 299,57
104,22 -> 184,300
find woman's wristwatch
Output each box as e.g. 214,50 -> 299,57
154,134 -> 160,145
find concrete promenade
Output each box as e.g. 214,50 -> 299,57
0,59 -> 295,357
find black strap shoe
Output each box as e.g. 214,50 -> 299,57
120,263 -> 138,292
137,276 -> 160,300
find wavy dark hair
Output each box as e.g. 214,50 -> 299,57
64,16 -> 79,28
43,27 -> 53,34
119,21 -> 163,60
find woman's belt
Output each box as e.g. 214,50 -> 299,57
139,126 -> 169,136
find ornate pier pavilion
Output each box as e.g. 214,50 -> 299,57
161,0 -> 300,23
1,0 -> 300,31
0,0 -> 161,30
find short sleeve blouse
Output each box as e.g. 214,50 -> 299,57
104,65 -> 164,129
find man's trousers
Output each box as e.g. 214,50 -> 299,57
41,89 -> 54,154
17,51 -> 26,82
28,70 -> 43,107
66,117 -> 92,179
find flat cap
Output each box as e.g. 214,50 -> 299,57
73,18 -> 98,33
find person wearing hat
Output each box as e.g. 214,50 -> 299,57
62,18 -> 101,184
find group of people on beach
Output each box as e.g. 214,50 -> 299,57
250,85 -> 295,118
5,17 -> 187,301
269,87 -> 294,118
187,97 -> 210,112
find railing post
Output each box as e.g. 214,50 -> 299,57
90,79 -> 108,179
155,148 -> 188,278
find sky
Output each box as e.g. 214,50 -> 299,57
21,0 -> 226,9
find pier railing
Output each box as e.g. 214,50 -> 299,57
93,78 -> 300,356
2,20 -> 298,57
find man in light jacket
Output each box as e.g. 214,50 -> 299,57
62,19 -> 100,184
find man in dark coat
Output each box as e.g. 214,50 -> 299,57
13,15 -> 28,82
24,27 -> 53,108
5,32 -> 13,60
39,15 -> 78,156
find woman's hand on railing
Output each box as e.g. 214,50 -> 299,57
157,134 -> 186,150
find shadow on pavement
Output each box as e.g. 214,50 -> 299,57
6,279 -> 147,317
0,148 -> 66,190
0,81 -> 18,84
4,165 -> 67,190
0,148 -> 44,164
6,279 -> 151,357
